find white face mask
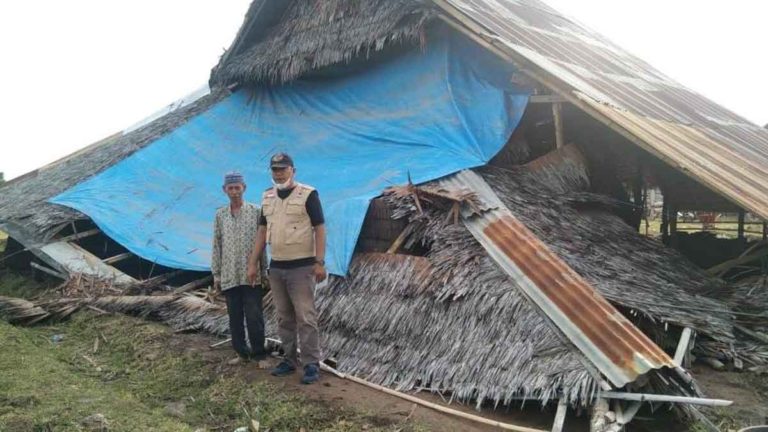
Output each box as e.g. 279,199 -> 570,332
272,177 -> 293,190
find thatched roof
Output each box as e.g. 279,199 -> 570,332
211,0 -> 435,86
0,89 -> 229,243
313,147 -> 736,408
478,163 -> 734,342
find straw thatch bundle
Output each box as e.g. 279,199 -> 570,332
212,0 -> 434,85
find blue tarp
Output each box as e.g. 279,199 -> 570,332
50,34 -> 528,275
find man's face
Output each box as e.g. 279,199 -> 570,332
271,166 -> 294,184
223,182 -> 245,200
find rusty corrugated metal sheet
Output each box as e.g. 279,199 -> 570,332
436,0 -> 768,219
440,170 -> 675,387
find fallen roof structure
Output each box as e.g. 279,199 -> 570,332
2,0 -> 767,429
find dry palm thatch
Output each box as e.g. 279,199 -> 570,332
212,0 -> 435,86
319,252 -> 599,407
0,296 -> 50,324
2,294 -> 232,337
313,145 -> 744,408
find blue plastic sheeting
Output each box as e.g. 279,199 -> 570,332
51,35 -> 528,275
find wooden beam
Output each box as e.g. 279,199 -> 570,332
386,225 -> 412,254
58,228 -> 101,243
552,102 -> 564,149
551,399 -> 568,432
673,327 -> 693,366
529,94 -> 568,104
102,252 -> 132,265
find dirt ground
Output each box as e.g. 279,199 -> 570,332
197,333 -> 591,432
691,364 -> 768,430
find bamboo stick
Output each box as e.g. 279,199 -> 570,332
598,391 -> 732,407
319,362 -> 547,432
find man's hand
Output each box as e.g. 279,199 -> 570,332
213,278 -> 221,294
313,263 -> 327,283
247,264 -> 259,287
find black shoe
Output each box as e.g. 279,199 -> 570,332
271,360 -> 296,377
301,363 -> 320,384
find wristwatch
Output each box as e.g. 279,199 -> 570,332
315,258 -> 325,266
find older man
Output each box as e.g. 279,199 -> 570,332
212,171 -> 267,364
248,153 -> 327,384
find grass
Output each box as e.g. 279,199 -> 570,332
0,311 -> 425,432
0,312 -> 421,431
0,272 -> 426,431
0,270 -> 48,299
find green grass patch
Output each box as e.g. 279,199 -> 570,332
0,312 -> 423,432
0,271 -> 47,299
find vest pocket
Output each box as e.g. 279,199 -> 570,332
262,203 -> 275,216
285,223 -> 312,245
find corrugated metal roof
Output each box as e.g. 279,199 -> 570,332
436,0 -> 768,219
440,170 -> 675,387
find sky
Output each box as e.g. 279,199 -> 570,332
0,0 -> 766,180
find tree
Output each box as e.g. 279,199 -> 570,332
0,172 -> 4,185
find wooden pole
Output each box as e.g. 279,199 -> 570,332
320,363 -> 547,432
669,204 -> 678,248
551,399 -> 568,432
598,391 -> 732,407
737,210 -> 745,240
552,102 -> 564,149
661,196 -> 669,244
673,327 -> 693,366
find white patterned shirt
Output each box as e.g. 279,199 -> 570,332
211,202 -> 261,291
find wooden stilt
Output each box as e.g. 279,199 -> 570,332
737,210 -> 745,240
552,102 -> 564,149
669,204 -> 678,248
661,197 -> 669,244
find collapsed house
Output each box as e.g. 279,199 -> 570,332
2,0 -> 768,429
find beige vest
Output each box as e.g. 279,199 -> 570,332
261,183 -> 316,261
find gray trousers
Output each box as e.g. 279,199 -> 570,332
269,265 -> 322,366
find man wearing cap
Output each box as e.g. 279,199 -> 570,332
247,153 -> 327,384
212,171 -> 267,365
